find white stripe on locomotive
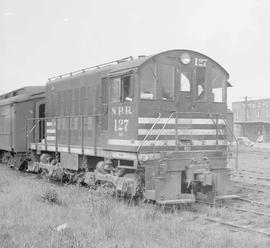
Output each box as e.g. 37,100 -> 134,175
138,117 -> 225,125
108,139 -> 226,146
138,129 -> 224,136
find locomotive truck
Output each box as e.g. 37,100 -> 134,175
0,49 -> 236,204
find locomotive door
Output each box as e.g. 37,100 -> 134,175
101,78 -> 108,131
35,101 -> 45,142
177,66 -> 209,113
176,66 -> 193,112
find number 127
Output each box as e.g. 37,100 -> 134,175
114,119 -> 129,132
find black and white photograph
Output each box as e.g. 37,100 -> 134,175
1,0 -> 270,247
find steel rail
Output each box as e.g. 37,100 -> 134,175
206,217 -> 270,237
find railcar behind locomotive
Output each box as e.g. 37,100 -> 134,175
0,86 -> 45,168
2,49 -> 235,204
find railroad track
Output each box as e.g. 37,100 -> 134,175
235,170 -> 270,180
232,149 -> 270,156
231,169 -> 270,188
203,197 -> 270,237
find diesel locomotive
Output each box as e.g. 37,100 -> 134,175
0,49 -> 236,204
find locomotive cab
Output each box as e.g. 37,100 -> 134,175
134,50 -> 233,203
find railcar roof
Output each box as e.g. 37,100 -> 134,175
0,86 -> 45,106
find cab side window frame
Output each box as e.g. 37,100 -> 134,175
160,64 -> 175,101
140,63 -> 157,100
210,67 -> 226,104
110,74 -> 134,103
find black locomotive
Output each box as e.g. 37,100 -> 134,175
0,49 -> 235,204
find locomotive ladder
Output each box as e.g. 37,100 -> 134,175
217,113 -> 239,170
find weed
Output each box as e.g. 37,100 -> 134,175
89,196 -> 115,218
0,232 -> 18,248
54,228 -> 84,248
143,207 -> 160,221
41,187 -> 60,204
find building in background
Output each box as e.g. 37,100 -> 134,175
232,98 -> 270,142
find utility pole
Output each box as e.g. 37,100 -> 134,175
243,96 -> 251,136
244,96 -> 248,121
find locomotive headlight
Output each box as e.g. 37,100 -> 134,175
180,53 -> 191,65
139,154 -> 148,162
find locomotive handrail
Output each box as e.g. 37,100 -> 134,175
152,111 -> 176,153
27,113 -> 105,121
147,111 -> 235,155
26,119 -> 41,150
208,113 -> 226,145
216,113 -> 239,170
47,56 -> 133,82
26,119 -> 40,137
26,113 -> 107,154
137,112 -> 161,152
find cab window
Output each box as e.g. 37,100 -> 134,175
211,67 -> 225,103
180,71 -> 191,92
111,75 -> 133,103
140,64 -> 157,99
161,65 -> 174,100
122,76 -> 133,101
111,78 -> 121,102
196,67 -> 206,101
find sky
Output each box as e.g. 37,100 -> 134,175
1,0 -> 270,106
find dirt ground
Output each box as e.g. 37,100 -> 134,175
1,147 -> 270,247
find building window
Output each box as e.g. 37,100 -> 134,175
256,109 -> 260,118
140,64 -> 157,99
161,64 -> 174,100
268,107 -> 270,117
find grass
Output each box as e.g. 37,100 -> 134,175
0,165 -> 270,248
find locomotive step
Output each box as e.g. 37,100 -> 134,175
161,150 -> 225,158
157,198 -> 195,205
